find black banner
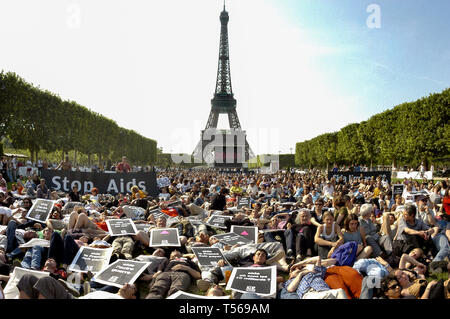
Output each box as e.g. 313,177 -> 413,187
134,223 -> 151,232
392,184 -> 405,196
68,247 -> 113,274
231,225 -> 258,244
41,169 -> 158,196
135,255 -> 168,273
206,215 -> 232,229
191,247 -> 229,270
212,232 -> 253,246
149,228 -> 181,247
26,199 -> 54,223
237,197 -> 251,210
93,259 -> 150,288
106,219 -> 138,236
226,266 -> 277,296
328,171 -> 391,184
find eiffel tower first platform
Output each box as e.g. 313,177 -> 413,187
192,3 -> 254,168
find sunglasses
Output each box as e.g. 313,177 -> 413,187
388,283 -> 400,290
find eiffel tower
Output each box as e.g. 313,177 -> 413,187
192,2 -> 254,167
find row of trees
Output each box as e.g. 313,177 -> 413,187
0,71 -> 157,165
295,88 -> 450,169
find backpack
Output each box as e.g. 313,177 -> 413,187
331,241 -> 358,267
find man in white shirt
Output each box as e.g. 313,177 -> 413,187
246,181 -> 258,198
322,181 -> 334,198
11,157 -> 17,181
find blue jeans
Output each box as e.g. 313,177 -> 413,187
279,288 -> 300,299
264,229 -> 295,253
6,220 -> 23,259
21,246 -> 46,270
353,259 -> 389,280
432,233 -> 450,262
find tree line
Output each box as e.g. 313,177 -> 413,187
0,71 -> 157,165
295,88 -> 450,169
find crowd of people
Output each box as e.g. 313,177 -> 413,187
0,166 -> 449,299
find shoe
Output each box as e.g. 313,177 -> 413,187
197,279 -> 213,292
110,253 -> 119,263
58,279 -> 81,297
295,254 -> 306,263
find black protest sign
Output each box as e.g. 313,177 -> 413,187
393,184 -> 405,196
149,228 -> 181,247
231,225 -> 258,244
68,247 -> 113,274
134,223 -> 151,232
106,219 -> 138,236
41,169 -> 159,197
237,197 -> 251,210
191,247 -> 229,270
26,199 -> 54,223
226,266 -> 277,296
206,215 -> 232,229
212,232 -> 253,246
167,290 -> 230,299
93,259 -> 150,289
327,171 -> 391,184
135,255 -> 168,273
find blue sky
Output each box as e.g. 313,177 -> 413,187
0,0 -> 448,155
276,0 -> 450,116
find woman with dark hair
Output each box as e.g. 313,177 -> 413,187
342,213 -> 373,260
379,277 -> 404,299
209,188 -> 229,211
314,212 -> 344,259
333,196 -> 348,228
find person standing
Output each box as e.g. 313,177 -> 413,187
116,156 -> 131,173
56,156 -> 72,171
11,156 -> 17,181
